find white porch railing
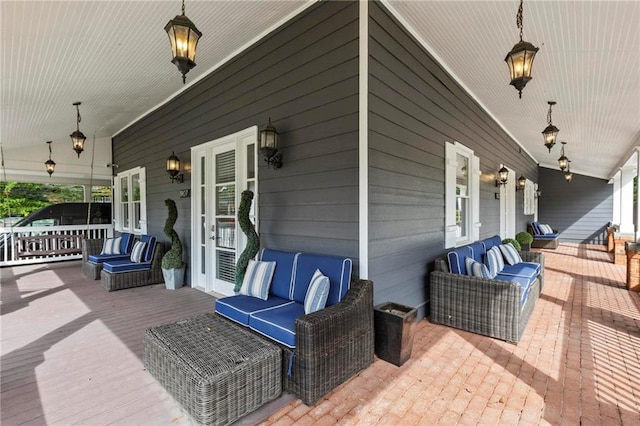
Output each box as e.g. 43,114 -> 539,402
0,224 -> 114,267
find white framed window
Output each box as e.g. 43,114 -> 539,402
113,166 -> 147,234
445,141 -> 480,248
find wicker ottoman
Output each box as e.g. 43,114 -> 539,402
143,314 -> 282,426
82,261 -> 102,280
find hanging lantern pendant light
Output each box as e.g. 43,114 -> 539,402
44,141 -> 56,176
564,161 -> 573,182
165,0 -> 202,84
542,101 -> 559,152
70,102 -> 86,158
504,0 -> 539,98
558,141 -> 569,171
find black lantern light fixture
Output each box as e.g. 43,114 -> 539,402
44,141 -> 56,176
165,0 -> 202,84
504,0 -> 539,98
558,141 -> 569,171
496,165 -> 509,186
166,151 -> 184,183
516,174 -> 526,191
70,102 -> 86,158
259,118 -> 282,169
542,101 -> 559,152
564,161 -> 573,183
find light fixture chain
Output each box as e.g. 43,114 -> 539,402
517,0 -> 524,41
547,103 -> 553,125
181,0 -> 185,15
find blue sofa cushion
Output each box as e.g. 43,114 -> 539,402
500,263 -> 539,280
119,232 -> 135,254
531,221 -> 542,235
447,246 -> 473,275
494,274 -> 535,306
139,235 -> 157,262
216,295 -> 292,326
482,235 -> 503,251
292,253 -> 352,306
88,253 -> 130,264
249,302 -> 305,348
468,241 -> 485,263
102,259 -> 151,273
261,249 -> 299,300
534,234 -> 558,240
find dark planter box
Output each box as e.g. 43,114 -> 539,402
520,243 -> 531,252
374,302 -> 417,366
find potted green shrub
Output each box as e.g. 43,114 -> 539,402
235,190 -> 259,292
161,198 -> 185,290
515,231 -> 534,251
502,238 -> 521,251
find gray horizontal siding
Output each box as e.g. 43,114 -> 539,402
368,2 -> 538,317
538,167 -> 612,244
113,1 -> 360,279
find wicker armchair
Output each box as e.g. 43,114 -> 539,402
223,277 -> 374,406
100,242 -> 165,291
430,251 -> 544,344
81,238 -> 105,279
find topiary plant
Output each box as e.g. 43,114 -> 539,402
515,231 -> 534,246
162,199 -> 185,269
235,190 -> 259,292
502,238 -> 521,251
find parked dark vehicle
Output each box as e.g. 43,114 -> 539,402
0,203 -> 112,261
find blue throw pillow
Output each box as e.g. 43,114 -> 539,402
304,269 -> 330,314
239,260 -> 276,300
483,250 -> 499,279
465,257 -> 490,279
130,241 -> 147,263
489,246 -> 504,272
101,237 -> 122,255
499,243 -> 522,266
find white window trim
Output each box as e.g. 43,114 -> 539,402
445,141 -> 480,248
113,166 -> 147,234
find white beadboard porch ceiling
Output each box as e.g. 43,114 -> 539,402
1,1 -> 639,183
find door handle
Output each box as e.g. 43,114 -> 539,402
210,224 -> 216,240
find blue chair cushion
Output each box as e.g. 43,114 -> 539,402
534,234 -> 558,240
494,274 -> 536,306
447,246 -> 473,275
260,249 -> 299,300
215,295 -> 292,326
500,263 -> 540,280
292,253 -> 352,306
139,235 -> 157,262
102,259 -> 151,274
249,302 -> 305,348
119,232 -> 135,254
88,253 -> 130,264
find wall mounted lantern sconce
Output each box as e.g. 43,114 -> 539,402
165,0 -> 202,84
495,165 -> 509,186
542,101 -> 559,152
166,151 -> 184,183
558,141 -> 569,171
535,190 -> 542,198
259,118 -> 282,169
564,161 -> 573,183
516,174 -> 526,191
44,141 -> 56,176
504,0 -> 539,99
70,102 -> 86,158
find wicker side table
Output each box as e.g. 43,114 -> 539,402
144,314 -> 281,426
82,261 -> 102,280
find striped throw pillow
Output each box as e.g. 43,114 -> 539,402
304,269 -> 330,314
499,243 -> 522,266
130,241 -> 147,263
465,257 -> 490,279
483,250 -> 499,278
101,237 -> 122,255
540,224 -> 554,235
489,246 -> 504,272
239,260 -> 276,301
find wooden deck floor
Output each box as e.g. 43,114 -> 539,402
2,244 -> 640,425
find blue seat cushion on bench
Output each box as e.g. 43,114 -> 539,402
88,253 -> 130,264
495,274 -> 536,306
500,262 -> 540,280
249,302 -> 305,348
447,246 -> 473,275
292,253 -> 352,306
102,259 -> 151,273
215,295 -> 292,326
534,234 -> 558,239
261,249 -> 299,300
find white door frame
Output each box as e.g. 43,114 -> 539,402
500,167 -> 516,239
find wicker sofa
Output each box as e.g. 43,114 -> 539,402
430,235 -> 544,343
215,249 -> 374,406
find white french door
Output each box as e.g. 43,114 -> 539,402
191,127 -> 257,295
